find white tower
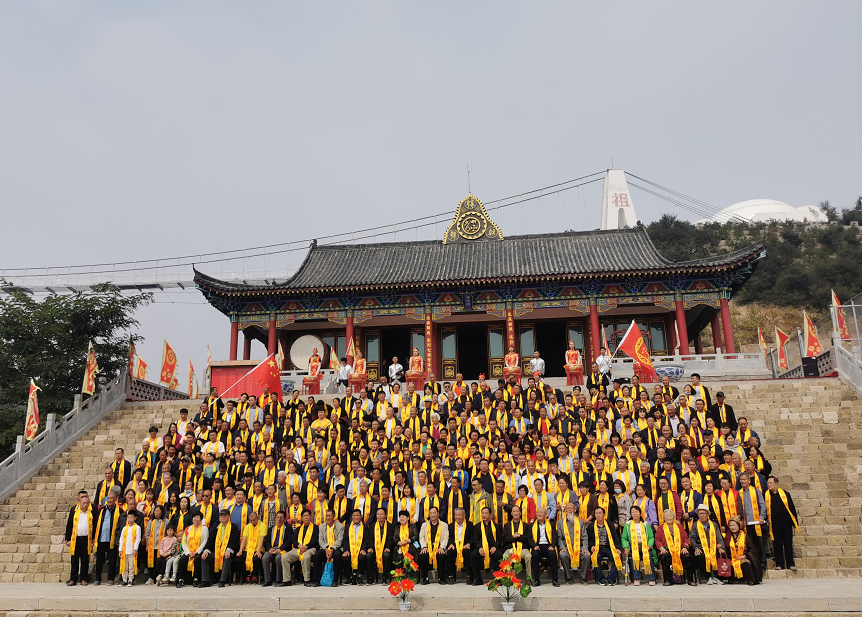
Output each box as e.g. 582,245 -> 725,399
601,169 -> 639,229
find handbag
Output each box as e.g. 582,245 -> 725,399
320,560 -> 335,587
716,557 -> 732,578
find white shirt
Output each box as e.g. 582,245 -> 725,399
389,363 -> 403,383
596,354 -> 613,375
203,441 -> 225,456
76,508 -> 91,536
119,525 -> 141,554
338,364 -> 353,380
529,357 -> 546,376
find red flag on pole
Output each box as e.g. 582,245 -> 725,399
82,341 -> 98,395
248,353 -> 283,401
128,337 -> 136,382
775,327 -> 790,370
616,320 -> 658,382
25,379 -> 41,441
757,327 -> 768,356
803,311 -> 823,357
160,340 -> 178,385
832,290 -> 850,341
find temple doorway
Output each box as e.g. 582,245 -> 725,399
457,323 -> 488,380
534,320 -> 567,378
381,327 -> 411,382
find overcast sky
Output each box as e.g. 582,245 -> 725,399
1,1 -> 860,382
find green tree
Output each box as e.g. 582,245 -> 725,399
0,285 -> 151,459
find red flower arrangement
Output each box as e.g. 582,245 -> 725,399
486,553 -> 532,602
388,553 -> 419,603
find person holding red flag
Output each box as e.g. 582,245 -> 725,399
616,320 -> 658,383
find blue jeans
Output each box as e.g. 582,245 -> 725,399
592,547 -> 619,583
630,554 -> 657,582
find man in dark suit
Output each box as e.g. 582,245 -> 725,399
64,490 -> 96,585
446,506 -> 473,584
262,510 -> 294,586
709,391 -> 738,432
470,507 -> 500,585
199,509 -> 242,587
365,507 -> 394,584
110,448 -> 133,490
531,507 -> 560,586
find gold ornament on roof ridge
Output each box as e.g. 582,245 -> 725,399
442,195 -> 504,244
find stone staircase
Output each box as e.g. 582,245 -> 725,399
0,378 -> 859,582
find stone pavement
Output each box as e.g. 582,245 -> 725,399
0,579 -> 861,614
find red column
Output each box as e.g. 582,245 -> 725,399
675,297 -> 690,355
666,313 -> 677,353
720,298 -> 736,354
229,321 -> 239,361
589,298 -> 601,359
694,335 -> 703,354
243,332 -> 252,360
425,309 -> 436,379
711,314 -> 724,352
267,316 -> 277,356
346,312 -> 355,365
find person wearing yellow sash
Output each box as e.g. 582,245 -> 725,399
689,504 -> 726,585
144,505 -> 167,583
723,516 -> 762,585
418,505 -> 448,585
765,476 -> 799,571
530,507 -> 560,586
621,505 -> 656,585
738,473 -> 767,571
262,510 -> 291,586
92,490 -> 122,584
366,507 -> 393,584
501,504 -> 532,577
341,509 -> 369,585
655,508 -> 696,586
446,506 -> 472,584
64,491 -> 95,585
557,502 -> 589,584
587,506 -> 622,585
118,510 -> 141,586
207,509 -> 240,587
238,511 -> 265,584
177,511 -> 208,588
282,509 -> 318,586
469,506 -> 499,585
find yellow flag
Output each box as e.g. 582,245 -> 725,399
188,359 -> 196,398
136,357 -> 148,380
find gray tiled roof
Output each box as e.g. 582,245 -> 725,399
194,226 -> 764,293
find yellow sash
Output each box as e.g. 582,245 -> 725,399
244,523 -> 263,570
745,486 -> 762,536
426,523 -> 442,568
399,523 -> 411,556
186,525 -> 202,574
662,523 -> 684,575
69,506 -> 93,555
92,506 -> 120,553
296,524 -> 313,558
729,532 -> 745,578
628,521 -> 651,575
374,523 -> 388,572
454,522 -> 467,571
531,520 -> 554,551
765,488 -> 798,540
696,521 -> 718,573
578,495 -> 590,521
510,520 -> 524,554
562,518 -> 581,567
349,524 -> 364,570
591,522 -> 622,570
147,520 -> 165,567
119,525 -> 138,577
215,523 -> 232,571
480,522 -> 496,569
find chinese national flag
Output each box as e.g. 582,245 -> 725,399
82,341 -> 98,395
775,327 -> 790,370
160,340 -> 178,385
832,290 -> 850,341
136,357 -> 148,380
128,337 -> 136,382
803,311 -> 823,357
616,320 -> 658,382
249,354 -> 283,401
25,379 -> 41,441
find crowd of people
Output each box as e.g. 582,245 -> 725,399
64,359 -> 800,591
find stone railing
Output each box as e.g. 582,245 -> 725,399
0,372 -> 130,501
835,343 -> 862,398
129,378 -> 192,401
610,350 -> 770,380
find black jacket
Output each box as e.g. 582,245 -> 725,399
262,523 -> 295,552
470,520 -> 501,552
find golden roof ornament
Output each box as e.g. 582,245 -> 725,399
442,195 -> 504,244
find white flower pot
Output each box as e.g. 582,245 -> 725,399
399,601 -> 412,612
501,601 -> 516,613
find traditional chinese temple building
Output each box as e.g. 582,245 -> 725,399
195,194 -> 765,382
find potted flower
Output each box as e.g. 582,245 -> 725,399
388,553 -> 418,612
486,553 -> 532,613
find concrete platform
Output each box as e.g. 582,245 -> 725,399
0,579 -> 861,615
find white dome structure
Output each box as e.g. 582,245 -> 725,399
700,199 -> 828,224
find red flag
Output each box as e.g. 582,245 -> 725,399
248,353 -> 283,401
136,357 -> 148,380
160,340 -> 178,385
832,290 -> 850,341
128,337 -> 136,381
346,337 -> 357,360
803,311 -> 823,357
188,359 -> 197,398
775,327 -> 790,370
25,379 -> 41,441
757,327 -> 768,356
616,320 -> 658,382
82,341 -> 98,395
329,345 -> 340,370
